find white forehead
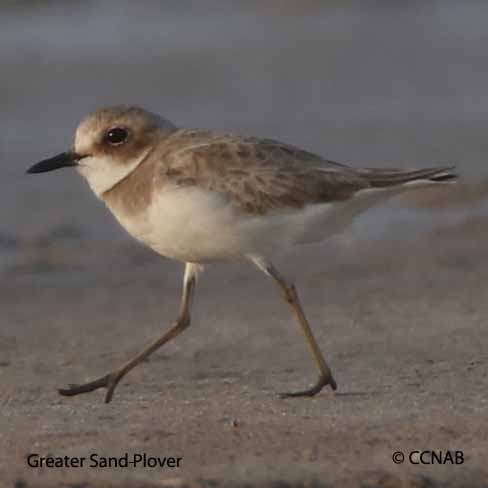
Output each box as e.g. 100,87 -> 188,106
74,106 -> 175,152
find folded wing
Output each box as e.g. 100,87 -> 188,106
160,130 -> 368,215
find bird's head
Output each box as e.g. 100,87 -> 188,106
27,106 -> 176,196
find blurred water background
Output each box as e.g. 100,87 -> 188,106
2,0 -> 488,275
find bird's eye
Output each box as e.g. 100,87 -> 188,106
105,127 -> 129,145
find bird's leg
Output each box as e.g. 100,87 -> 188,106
249,256 -> 337,397
274,280 -> 337,397
59,263 -> 200,403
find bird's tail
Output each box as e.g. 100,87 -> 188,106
357,165 -> 457,188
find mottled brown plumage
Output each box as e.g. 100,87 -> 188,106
155,129 -> 454,216
155,129 -> 367,215
103,126 -> 455,219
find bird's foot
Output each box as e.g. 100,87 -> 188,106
279,373 -> 337,398
58,370 -> 123,403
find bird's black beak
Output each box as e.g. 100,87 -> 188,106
27,151 -> 85,174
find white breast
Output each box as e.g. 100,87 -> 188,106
143,186 -> 251,262
107,185 -> 400,264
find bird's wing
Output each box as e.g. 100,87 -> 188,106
160,130 -> 369,215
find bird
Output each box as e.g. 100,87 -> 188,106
27,105 -> 456,403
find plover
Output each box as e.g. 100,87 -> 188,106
27,106 -> 456,403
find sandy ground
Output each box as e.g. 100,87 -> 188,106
1,188 -> 487,487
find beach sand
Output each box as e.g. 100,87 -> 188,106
1,189 -> 487,487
